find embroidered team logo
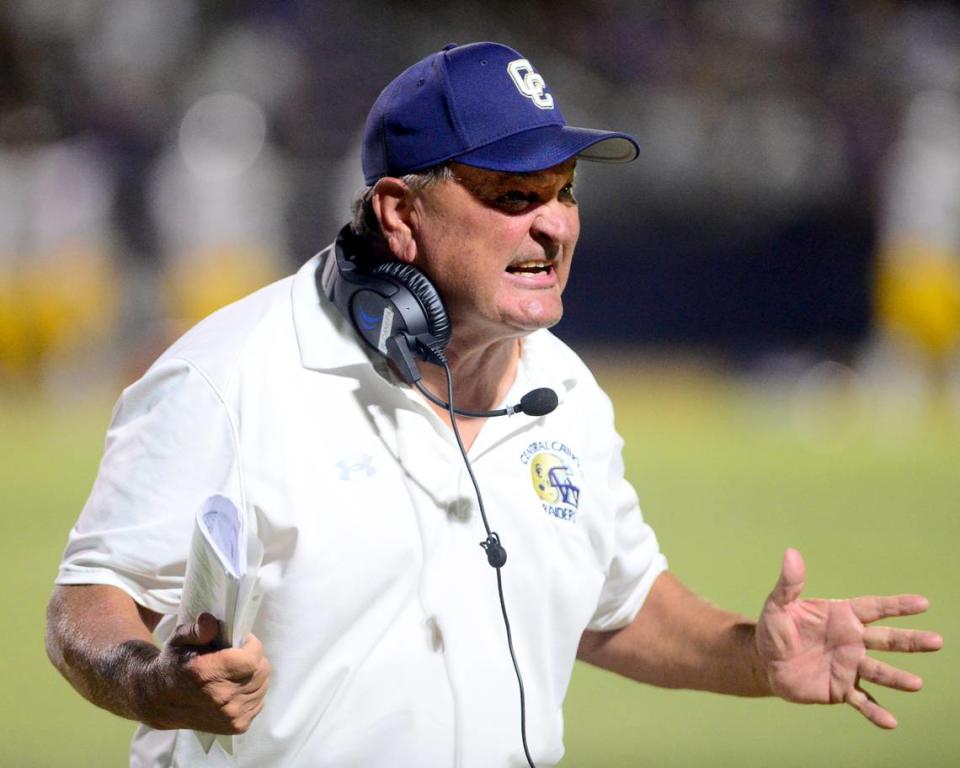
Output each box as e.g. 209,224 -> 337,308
520,440 -> 582,522
507,59 -> 554,110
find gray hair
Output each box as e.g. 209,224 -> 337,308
349,164 -> 455,246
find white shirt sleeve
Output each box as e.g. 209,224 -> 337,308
56,357 -> 242,616
586,394 -> 668,632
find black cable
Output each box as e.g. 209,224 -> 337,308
494,568 -> 533,768
415,379 -> 509,417
440,362 -> 537,768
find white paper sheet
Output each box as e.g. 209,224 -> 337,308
177,494 -> 264,756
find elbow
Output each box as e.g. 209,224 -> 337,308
44,588 -> 69,675
45,586 -> 91,680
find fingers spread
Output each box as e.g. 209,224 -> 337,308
859,656 -> 923,692
846,687 -> 897,729
864,626 -> 944,653
851,595 -> 930,624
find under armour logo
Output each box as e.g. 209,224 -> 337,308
507,59 -> 554,110
337,455 -> 376,480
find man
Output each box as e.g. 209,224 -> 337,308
46,42 -> 941,768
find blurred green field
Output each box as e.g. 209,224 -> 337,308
1,361 -> 957,767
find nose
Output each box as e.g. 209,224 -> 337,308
530,199 -> 579,256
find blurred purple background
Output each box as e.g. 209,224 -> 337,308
2,0 -> 958,390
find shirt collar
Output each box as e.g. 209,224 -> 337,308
292,244 -> 378,373
515,330 -> 580,410
292,240 -> 583,408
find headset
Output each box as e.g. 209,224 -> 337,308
318,224 -> 558,417
319,224 -> 449,381
317,223 -> 554,767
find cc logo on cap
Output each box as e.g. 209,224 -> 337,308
507,59 -> 554,110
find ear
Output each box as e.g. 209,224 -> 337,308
371,178 -> 417,264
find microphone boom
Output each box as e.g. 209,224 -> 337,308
414,382 -> 558,418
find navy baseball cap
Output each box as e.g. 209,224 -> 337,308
361,42 -> 639,185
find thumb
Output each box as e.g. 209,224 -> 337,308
767,548 -> 806,608
169,612 -> 222,648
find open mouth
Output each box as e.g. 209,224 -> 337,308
505,261 -> 553,276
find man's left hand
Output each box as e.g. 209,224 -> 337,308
756,548 -> 943,728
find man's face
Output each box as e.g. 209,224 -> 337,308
409,159 -> 580,346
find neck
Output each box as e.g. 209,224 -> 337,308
418,336 -> 521,420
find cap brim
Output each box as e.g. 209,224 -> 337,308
451,124 -> 639,173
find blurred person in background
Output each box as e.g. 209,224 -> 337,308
0,96 -> 118,388
0,0 -> 194,387
149,91 -> 289,333
0,0 -> 299,386
870,89 -> 960,409
148,18 -> 301,337
45,42 -> 942,768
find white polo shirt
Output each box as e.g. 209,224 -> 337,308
57,246 -> 667,768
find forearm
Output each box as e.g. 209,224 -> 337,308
578,571 -> 771,697
46,584 -> 162,722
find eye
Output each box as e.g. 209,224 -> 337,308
559,182 -> 577,203
495,190 -> 538,211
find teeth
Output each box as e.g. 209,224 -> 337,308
508,261 -> 549,271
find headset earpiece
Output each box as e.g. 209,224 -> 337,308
322,225 -> 451,382
371,262 -> 451,350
